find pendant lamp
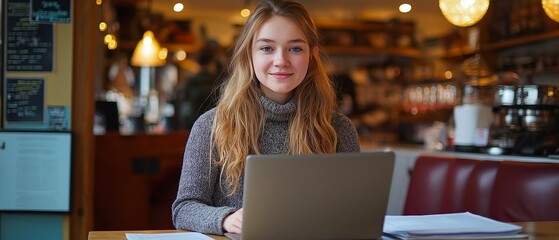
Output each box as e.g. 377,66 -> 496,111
543,0 -> 559,23
131,30 -> 165,67
130,0 -> 165,67
439,0 -> 490,27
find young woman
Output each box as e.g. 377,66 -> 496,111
172,0 -> 360,235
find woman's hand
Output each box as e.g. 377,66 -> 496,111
222,208 -> 243,233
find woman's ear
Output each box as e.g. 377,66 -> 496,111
310,46 -> 319,62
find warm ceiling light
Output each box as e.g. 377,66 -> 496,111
131,31 -> 166,67
107,39 -> 117,50
158,48 -> 168,60
175,50 -> 187,61
439,0 -> 489,27
173,3 -> 184,12
543,0 -> 559,23
96,0 -> 102,5
103,34 -> 114,44
240,8 -> 251,18
99,22 -> 107,31
399,3 -> 412,13
444,70 -> 453,79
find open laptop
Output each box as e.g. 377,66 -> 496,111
225,151 -> 395,240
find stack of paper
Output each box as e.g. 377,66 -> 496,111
125,232 -> 213,240
383,212 -> 526,239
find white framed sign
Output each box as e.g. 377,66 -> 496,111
0,131 -> 71,212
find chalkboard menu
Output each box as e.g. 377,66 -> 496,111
5,78 -> 45,123
31,0 -> 72,23
5,0 -> 54,72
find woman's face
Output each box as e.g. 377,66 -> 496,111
251,16 -> 311,104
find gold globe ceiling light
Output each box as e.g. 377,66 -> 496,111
439,0 -> 490,27
543,0 -> 559,23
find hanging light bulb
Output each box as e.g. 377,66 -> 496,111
107,39 -> 118,50
399,3 -> 412,13
240,8 -> 251,17
173,3 -> 184,12
131,30 -> 166,67
103,34 -> 114,44
99,22 -> 107,31
439,0 -> 489,27
543,0 -> 559,23
241,0 -> 251,17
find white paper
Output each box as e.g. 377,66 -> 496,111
125,232 -> 214,240
383,212 -> 524,239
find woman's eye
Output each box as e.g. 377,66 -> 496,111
260,46 -> 273,52
290,47 -> 303,52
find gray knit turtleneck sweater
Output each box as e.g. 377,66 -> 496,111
172,94 -> 360,235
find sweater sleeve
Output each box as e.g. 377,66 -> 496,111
171,109 -> 236,235
333,112 -> 361,153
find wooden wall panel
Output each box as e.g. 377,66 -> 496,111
93,132 -> 189,230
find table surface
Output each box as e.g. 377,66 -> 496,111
88,221 -> 559,240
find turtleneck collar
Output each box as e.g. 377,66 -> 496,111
259,93 -> 296,121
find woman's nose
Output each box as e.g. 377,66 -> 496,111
273,50 -> 290,67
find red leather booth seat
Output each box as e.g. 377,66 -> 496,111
490,161 -> 559,221
463,160 -> 500,217
403,155 -> 559,222
403,156 -> 453,215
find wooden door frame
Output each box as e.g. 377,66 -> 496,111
72,0 -> 101,239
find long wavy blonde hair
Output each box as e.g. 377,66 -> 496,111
211,0 -> 338,195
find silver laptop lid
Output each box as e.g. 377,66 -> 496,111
240,151 -> 395,240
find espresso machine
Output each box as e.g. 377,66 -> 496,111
490,77 -> 559,156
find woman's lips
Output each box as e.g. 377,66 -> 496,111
269,72 -> 293,79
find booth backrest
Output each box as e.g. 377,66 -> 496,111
489,161 -> 559,221
441,158 -> 478,213
403,156 -> 452,215
403,155 -> 559,222
463,160 -> 500,217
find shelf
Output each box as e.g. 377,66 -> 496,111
317,20 -> 388,31
323,46 -> 420,58
403,78 -> 456,85
438,46 -> 478,60
482,29 -> 559,52
429,30 -> 559,61
316,19 -> 415,33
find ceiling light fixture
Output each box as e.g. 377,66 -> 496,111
439,0 -> 489,27
131,30 -> 165,67
173,3 -> 184,13
175,50 -> 187,61
131,0 -> 166,67
240,8 -> 251,18
542,0 -> 559,23
130,0 -> 166,126
99,22 -> 107,31
240,0 -> 251,18
399,3 -> 412,13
